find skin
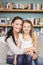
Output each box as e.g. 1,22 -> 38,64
23,22 -> 37,60
12,19 -> 22,34
23,22 -> 31,35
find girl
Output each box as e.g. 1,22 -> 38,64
17,20 -> 43,65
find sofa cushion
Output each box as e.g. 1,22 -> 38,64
0,42 -> 8,63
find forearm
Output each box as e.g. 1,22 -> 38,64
14,55 -> 17,61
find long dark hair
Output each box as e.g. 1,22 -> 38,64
5,16 -> 23,45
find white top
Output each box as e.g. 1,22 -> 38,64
0,36 -> 24,55
18,34 -> 33,49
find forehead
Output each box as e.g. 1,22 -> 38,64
23,22 -> 31,26
14,19 -> 22,24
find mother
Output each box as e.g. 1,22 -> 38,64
0,16 -> 30,64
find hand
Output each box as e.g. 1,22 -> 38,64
32,53 -> 37,60
33,47 -> 37,54
13,60 -> 17,65
27,50 -> 33,57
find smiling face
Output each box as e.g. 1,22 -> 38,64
23,22 -> 31,34
12,19 -> 23,33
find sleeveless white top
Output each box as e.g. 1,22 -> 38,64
18,34 -> 33,49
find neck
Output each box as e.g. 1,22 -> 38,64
23,33 -> 30,40
23,33 -> 30,41
24,33 -> 30,36
13,30 -> 18,39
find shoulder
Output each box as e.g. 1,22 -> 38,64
7,36 -> 13,42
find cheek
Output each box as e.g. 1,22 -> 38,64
20,26 -> 22,29
28,28 -> 31,32
13,26 -> 17,30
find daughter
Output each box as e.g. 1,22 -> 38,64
14,20 -> 37,65
18,20 -> 37,59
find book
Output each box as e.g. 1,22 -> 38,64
0,4 -> 2,10
35,4 -> 42,10
0,27 -> 7,36
34,18 -> 40,25
39,18 -> 43,25
40,28 -> 43,34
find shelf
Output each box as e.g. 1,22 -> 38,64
33,25 -> 43,27
0,24 -> 43,27
0,9 -> 43,13
0,24 -> 12,27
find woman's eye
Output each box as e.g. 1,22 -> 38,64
16,23 -> 18,25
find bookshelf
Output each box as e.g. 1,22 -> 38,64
0,9 -> 43,27
0,24 -> 12,27
0,3 -> 43,37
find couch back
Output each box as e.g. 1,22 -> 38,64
0,41 -> 8,63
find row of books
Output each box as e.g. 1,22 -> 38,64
0,18 -> 43,25
27,18 -> 43,25
0,27 -> 7,36
0,18 -> 11,24
0,3 -> 43,10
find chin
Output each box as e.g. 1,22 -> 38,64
16,31 -> 20,33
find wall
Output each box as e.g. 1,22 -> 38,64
0,0 -> 43,57
0,0 -> 43,18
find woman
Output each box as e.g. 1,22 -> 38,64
0,16 -> 29,64
17,20 -> 43,65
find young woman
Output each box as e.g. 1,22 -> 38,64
16,20 -> 43,65
0,16 -> 30,65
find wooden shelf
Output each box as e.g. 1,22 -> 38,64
0,24 -> 43,27
0,9 -> 43,27
0,9 -> 43,13
0,24 -> 12,27
33,25 -> 43,27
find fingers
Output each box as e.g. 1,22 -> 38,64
32,53 -> 37,60
13,61 -> 17,65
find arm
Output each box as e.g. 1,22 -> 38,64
14,42 -> 20,65
7,37 -> 24,55
0,36 -> 30,55
14,55 -> 17,65
0,36 -> 24,55
32,33 -> 38,60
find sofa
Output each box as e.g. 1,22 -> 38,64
0,34 -> 43,65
